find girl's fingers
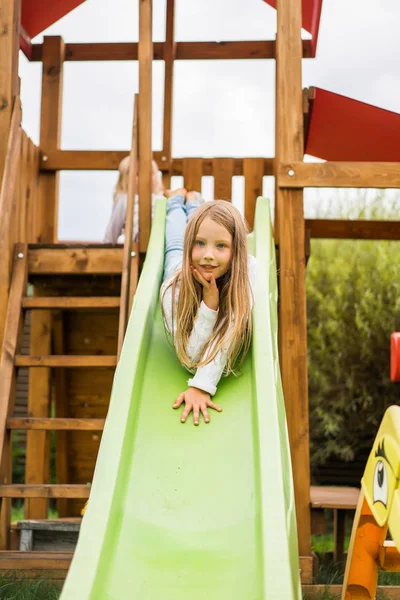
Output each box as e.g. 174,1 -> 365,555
193,407 -> 200,426
173,393 -> 185,409
201,405 -> 210,424
207,400 -> 223,412
180,403 -> 192,423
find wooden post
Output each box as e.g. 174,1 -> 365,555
161,0 -> 176,189
0,0 -> 20,352
275,0 -> 312,560
138,0 -> 153,252
25,36 -> 64,519
37,36 -> 64,243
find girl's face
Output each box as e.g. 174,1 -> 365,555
191,217 -> 233,280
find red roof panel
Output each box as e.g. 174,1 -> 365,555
263,0 -> 323,56
306,87 -> 400,162
22,0 -> 86,39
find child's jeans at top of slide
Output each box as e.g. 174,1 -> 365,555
163,193 -> 204,281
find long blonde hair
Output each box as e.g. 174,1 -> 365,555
162,201 -> 253,375
113,157 -> 164,204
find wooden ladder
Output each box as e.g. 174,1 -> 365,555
0,240 -> 135,570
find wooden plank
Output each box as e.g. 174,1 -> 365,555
0,551 -> 72,570
275,0 -> 311,557
279,161 -> 400,189
161,0 -> 176,189
40,152 -> 274,176
18,133 -> 29,242
30,40 -> 314,62
310,485 -> 359,510
0,98 -> 22,352
118,95 -> 138,358
244,158 -> 264,231
214,158 -> 234,200
7,418 -> 105,430
22,297 -> 121,309
305,219 -> 400,240
27,141 -> 39,243
16,519 -> 81,532
0,244 -> 27,547
183,158 -> 202,191
25,297 -> 52,519
0,245 -> 28,462
28,248 -> 123,275
138,0 -> 153,252
51,311 -> 69,517
15,356 -> 117,368
299,555 -> 313,585
36,36 -> 64,243
0,485 -> 90,498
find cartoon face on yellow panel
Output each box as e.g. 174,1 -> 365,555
362,435 -> 400,527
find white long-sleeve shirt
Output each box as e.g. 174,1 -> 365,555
160,254 -> 257,395
104,193 -> 164,244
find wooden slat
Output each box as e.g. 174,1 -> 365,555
7,418 -> 105,431
310,485 -> 359,510
161,0 -> 176,189
27,140 -> 39,243
25,287 -> 52,520
299,556 -> 313,585
211,158 -> 234,200
306,219 -> 400,240
15,356 -> 117,368
40,152 -> 274,175
118,95 -> 138,358
183,158 -> 202,191
18,133 -> 29,242
244,158 -> 264,230
0,99 -> 22,353
22,297 -> 121,309
0,245 -> 28,460
279,161 -> 400,189
31,40 -> 314,62
275,0 -> 311,557
28,248 -> 123,275
138,0 -> 153,252
51,311 -> 69,517
0,551 -> 72,570
0,485 -> 90,499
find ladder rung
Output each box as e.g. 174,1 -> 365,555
0,485 -> 90,498
15,355 -> 117,367
22,297 -> 120,309
7,418 -> 105,431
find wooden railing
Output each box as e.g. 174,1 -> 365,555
117,95 -> 140,358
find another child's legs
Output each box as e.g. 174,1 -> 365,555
185,191 -> 205,222
163,194 -> 187,280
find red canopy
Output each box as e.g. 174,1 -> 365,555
306,87 -> 400,162
22,0 -> 86,39
263,0 -> 323,56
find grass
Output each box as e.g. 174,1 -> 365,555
0,573 -> 61,600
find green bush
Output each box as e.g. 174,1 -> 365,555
306,190 -> 400,468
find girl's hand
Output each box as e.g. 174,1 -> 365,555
190,266 -> 219,311
173,387 -> 222,426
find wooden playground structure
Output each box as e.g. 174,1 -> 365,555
1,0 -> 400,595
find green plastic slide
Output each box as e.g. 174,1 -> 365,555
60,197 -> 301,600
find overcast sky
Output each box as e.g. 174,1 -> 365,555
18,0 -> 400,240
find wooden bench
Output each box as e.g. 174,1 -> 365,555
11,518 -> 81,552
310,485 -> 360,564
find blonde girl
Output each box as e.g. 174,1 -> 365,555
161,190 -> 256,426
104,157 -> 165,243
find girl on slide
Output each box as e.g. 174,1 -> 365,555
160,189 -> 256,426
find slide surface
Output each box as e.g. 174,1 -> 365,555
60,197 -> 301,600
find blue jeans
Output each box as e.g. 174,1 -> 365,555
163,194 -> 204,280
